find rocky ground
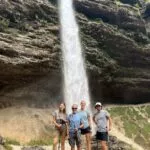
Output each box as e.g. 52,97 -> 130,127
0,105 -> 149,150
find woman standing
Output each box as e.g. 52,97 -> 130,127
52,102 -> 68,150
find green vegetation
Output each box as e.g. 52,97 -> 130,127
107,105 -> 150,149
0,18 -> 9,32
134,3 -> 140,8
116,0 -> 122,7
27,138 -> 53,146
3,137 -> 53,148
145,0 -> 150,3
5,138 -> 20,145
3,145 -> 12,150
145,105 -> 150,117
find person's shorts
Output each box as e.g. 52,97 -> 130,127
81,126 -> 91,135
53,124 -> 67,139
96,132 -> 108,141
69,131 -> 81,147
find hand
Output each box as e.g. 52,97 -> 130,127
66,134 -> 69,140
62,119 -> 67,123
74,128 -> 78,132
65,120 -> 68,123
106,126 -> 111,132
57,124 -> 62,129
109,126 -> 112,131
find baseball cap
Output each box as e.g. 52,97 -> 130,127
95,102 -> 102,108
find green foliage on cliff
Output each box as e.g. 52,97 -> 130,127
145,0 -> 150,3
0,18 -> 9,32
3,145 -> 12,150
107,105 -> 150,149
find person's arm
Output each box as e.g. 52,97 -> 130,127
74,118 -> 84,132
66,116 -> 69,136
109,116 -> 112,130
79,122 -> 84,129
65,120 -> 69,139
106,111 -> 112,131
107,116 -> 112,131
93,114 -> 97,125
87,111 -> 92,128
52,114 -> 61,128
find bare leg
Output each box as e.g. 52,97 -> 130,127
61,135 -> 66,150
85,133 -> 91,150
100,141 -> 108,150
53,136 -> 58,150
77,145 -> 81,150
71,146 -> 75,150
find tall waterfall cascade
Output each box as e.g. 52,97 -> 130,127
59,0 -> 91,113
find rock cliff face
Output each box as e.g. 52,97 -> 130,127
0,0 -> 150,106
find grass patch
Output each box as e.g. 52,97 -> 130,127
107,105 -> 150,148
145,0 -> 150,3
107,107 -> 127,116
123,120 -> 139,138
5,138 -> 20,145
27,138 -> 53,146
3,144 -> 13,150
0,18 -> 9,32
145,105 -> 150,117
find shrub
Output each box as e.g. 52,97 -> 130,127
0,18 -> 9,32
27,138 -> 53,146
5,138 -> 20,145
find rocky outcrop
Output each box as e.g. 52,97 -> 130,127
0,0 -> 150,106
92,136 -> 133,150
0,0 -> 63,107
74,0 -> 146,33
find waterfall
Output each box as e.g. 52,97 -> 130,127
59,0 -> 91,113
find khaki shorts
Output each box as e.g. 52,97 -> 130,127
53,125 -> 67,139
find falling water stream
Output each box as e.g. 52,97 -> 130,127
59,0 -> 91,113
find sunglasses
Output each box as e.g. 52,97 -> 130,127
72,108 -> 77,109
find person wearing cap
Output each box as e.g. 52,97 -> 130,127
93,102 -> 112,150
67,104 -> 84,150
78,100 -> 91,150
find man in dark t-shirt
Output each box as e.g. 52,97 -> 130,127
93,102 -> 112,150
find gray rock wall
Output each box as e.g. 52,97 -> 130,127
0,0 -> 150,106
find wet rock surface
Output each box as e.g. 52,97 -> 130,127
0,0 -> 150,105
